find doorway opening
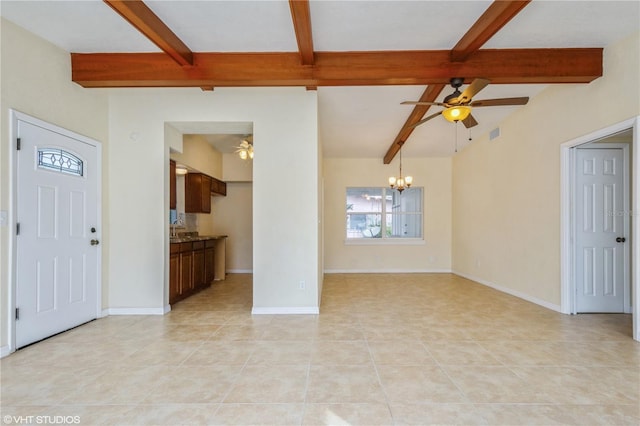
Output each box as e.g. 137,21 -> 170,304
560,117 -> 639,341
164,121 -> 254,309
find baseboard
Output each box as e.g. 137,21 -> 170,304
252,306 -> 319,315
1,345 -> 11,358
453,270 -> 562,313
227,269 -> 253,273
103,306 -> 170,316
324,269 -> 452,274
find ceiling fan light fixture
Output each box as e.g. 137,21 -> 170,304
442,106 -> 471,122
236,137 -> 254,160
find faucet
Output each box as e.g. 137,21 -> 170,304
171,218 -> 183,237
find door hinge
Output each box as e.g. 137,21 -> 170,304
16,138 -> 21,150
15,308 -> 19,320
16,223 -> 20,236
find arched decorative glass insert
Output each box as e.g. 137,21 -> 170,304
37,148 -> 84,176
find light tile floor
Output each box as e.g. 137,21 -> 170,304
1,273 -> 639,425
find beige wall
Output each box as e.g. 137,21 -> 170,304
452,31 -> 640,308
323,157 -> 452,272
171,134 -> 223,179
0,19 -> 109,351
211,182 -> 253,272
223,152 -> 253,182
107,87 -> 320,312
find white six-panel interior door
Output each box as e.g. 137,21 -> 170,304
14,112 -> 100,348
575,145 -> 629,313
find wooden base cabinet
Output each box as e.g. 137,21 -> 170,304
169,252 -> 180,302
169,240 -> 216,305
192,241 -> 205,288
205,241 -> 216,283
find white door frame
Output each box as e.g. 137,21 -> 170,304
560,116 -> 639,341
8,110 -> 103,354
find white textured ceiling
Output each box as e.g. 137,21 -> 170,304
1,0 -> 639,158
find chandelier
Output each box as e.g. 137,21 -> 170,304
235,138 -> 253,160
388,147 -> 413,193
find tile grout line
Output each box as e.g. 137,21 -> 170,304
360,315 -> 396,425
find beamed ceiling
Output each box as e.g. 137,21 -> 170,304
1,0 -> 638,160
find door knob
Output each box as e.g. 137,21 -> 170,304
90,239 -> 100,246
616,237 -> 626,243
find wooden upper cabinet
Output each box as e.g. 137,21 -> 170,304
185,173 -> 211,213
185,172 -> 226,212
210,176 -> 227,196
201,174 -> 211,213
169,160 -> 177,210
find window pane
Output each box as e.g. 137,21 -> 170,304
391,187 -> 422,213
37,148 -> 83,176
388,214 -> 423,238
345,186 -> 423,240
346,213 -> 382,238
346,188 -> 383,213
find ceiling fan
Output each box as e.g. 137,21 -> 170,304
235,135 -> 254,160
402,78 -> 529,129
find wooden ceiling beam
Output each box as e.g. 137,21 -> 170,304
71,48 -> 602,87
384,0 -> 532,163
103,0 -> 193,66
383,83 -> 447,164
451,0 -> 532,62
289,0 -> 315,65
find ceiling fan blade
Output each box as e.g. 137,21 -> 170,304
456,78 -> 490,104
462,114 -> 478,129
401,101 -> 447,107
407,111 -> 442,129
470,97 -> 529,107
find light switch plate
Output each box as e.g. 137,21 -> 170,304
0,210 -> 7,227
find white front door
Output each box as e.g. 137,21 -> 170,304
575,147 -> 628,313
15,116 -> 100,348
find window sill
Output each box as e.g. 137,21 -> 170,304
344,238 -> 425,246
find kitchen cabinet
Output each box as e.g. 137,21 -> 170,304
169,160 -> 176,210
180,246 -> 193,295
210,177 -> 227,196
205,240 -> 216,284
185,173 -> 211,213
169,249 -> 180,302
192,241 -> 205,288
169,239 -> 220,304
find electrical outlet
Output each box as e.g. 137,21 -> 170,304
0,211 -> 7,227
298,280 -> 305,290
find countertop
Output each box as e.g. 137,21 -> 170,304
170,235 -> 228,244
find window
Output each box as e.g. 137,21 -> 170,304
346,187 -> 423,240
37,148 -> 83,176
